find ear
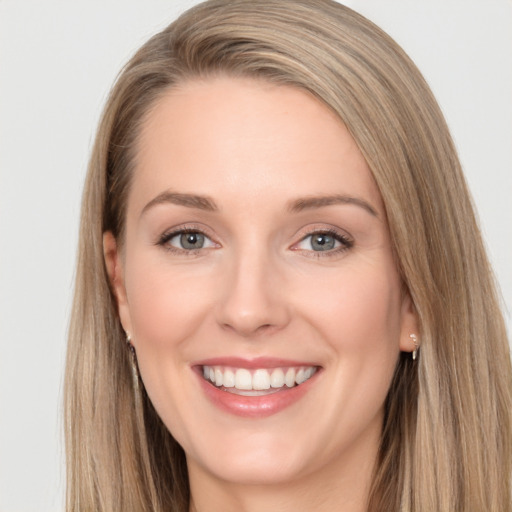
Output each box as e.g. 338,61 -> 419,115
103,231 -> 132,336
399,292 -> 420,354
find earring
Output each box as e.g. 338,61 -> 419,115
410,333 -> 419,360
125,332 -> 140,390
125,333 -> 146,435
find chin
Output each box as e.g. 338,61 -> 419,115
195,451 -> 310,486
185,425 -> 325,486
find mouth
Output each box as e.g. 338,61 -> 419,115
201,365 -> 318,396
194,358 -> 321,417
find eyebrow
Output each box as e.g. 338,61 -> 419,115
141,191 -> 218,216
288,194 -> 378,217
140,190 -> 378,218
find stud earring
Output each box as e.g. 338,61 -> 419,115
410,333 -> 419,360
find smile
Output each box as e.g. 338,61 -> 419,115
202,365 -> 318,395
195,359 -> 321,417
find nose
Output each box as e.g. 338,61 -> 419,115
215,248 -> 291,338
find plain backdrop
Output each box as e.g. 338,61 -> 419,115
0,1 -> 510,510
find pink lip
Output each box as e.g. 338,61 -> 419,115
192,357 -> 321,418
194,356 -> 318,369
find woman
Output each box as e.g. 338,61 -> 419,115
64,1 -> 512,510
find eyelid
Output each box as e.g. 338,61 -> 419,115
168,231 -> 216,249
156,223 -> 220,252
155,223 -> 353,257
290,225 -> 354,256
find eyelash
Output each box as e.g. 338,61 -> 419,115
157,225 -> 217,255
156,226 -> 354,257
293,228 -> 354,258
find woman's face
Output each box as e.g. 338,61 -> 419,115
106,77 -> 417,487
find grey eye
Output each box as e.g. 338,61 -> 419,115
295,231 -> 346,253
162,229 -> 216,252
178,232 -> 205,249
310,233 -> 337,251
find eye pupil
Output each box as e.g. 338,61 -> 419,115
311,234 -> 335,251
180,232 -> 205,249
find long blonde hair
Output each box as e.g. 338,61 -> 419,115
65,1 -> 512,510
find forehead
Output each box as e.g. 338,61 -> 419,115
131,76 -> 383,215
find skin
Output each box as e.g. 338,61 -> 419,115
104,77 -> 418,512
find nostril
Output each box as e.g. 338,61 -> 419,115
214,269 -> 291,336
256,324 -> 274,333
221,321 -> 280,338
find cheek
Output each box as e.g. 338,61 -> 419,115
124,255 -> 214,350
122,254 -> 215,442
294,265 -> 402,440
298,262 -> 403,358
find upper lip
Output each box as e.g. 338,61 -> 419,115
193,356 -> 321,369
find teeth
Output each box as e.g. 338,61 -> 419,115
223,368 -> 235,388
253,369 -> 271,390
285,368 -> 295,387
270,368 -> 285,388
202,365 -> 317,391
235,369 -> 252,390
295,368 -> 306,385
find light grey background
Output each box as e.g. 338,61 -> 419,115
1,1 -> 510,510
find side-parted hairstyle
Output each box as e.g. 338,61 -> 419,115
65,1 -> 512,510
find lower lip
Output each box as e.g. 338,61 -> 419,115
195,368 -> 320,418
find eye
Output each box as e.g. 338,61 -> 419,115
303,233 -> 339,251
294,229 -> 353,254
171,232 -> 207,250
158,228 -> 217,252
